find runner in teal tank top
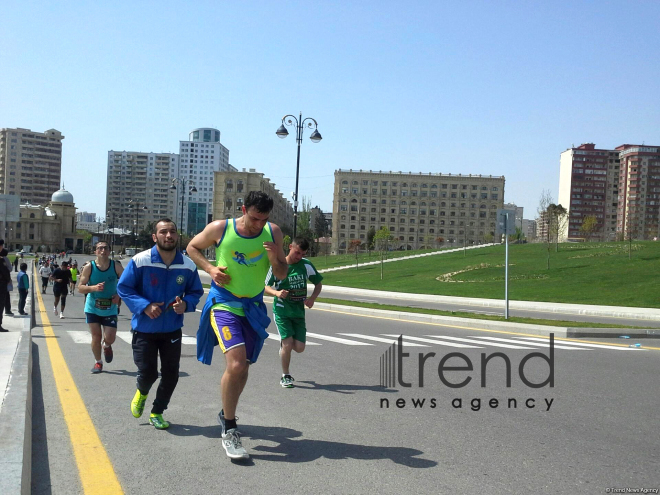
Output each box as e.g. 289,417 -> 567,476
187,191 -> 288,460
78,240 -> 124,374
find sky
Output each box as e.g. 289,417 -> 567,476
1,0 -> 659,221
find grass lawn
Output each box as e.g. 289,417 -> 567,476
319,241 -> 660,308
308,247 -> 452,270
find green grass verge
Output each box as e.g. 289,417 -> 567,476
308,247 -> 452,270
315,297 -> 647,329
319,241 -> 660,308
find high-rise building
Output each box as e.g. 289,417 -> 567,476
616,144 -> 660,240
212,169 -> 294,232
106,151 -> 179,234
76,211 -> 97,223
173,128 -> 233,235
521,218 -> 537,241
0,127 -> 64,205
503,202 -> 524,231
558,143 -> 620,241
332,170 -> 505,253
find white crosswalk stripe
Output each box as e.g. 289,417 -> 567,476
424,335 -> 535,349
338,334 -> 429,346
381,334 -> 482,348
469,336 -> 590,350
266,332 -> 322,345
306,332 -> 372,346
512,336 -> 644,351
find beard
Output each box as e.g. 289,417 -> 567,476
156,238 -> 177,252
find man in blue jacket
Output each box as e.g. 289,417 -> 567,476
117,218 -> 203,430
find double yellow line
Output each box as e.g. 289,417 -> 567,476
36,288 -> 123,494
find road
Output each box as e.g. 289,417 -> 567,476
30,268 -> 660,494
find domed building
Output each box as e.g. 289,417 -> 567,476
5,186 -> 84,253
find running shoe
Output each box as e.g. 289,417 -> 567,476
222,429 -> 249,459
149,413 -> 170,430
59,312 -> 64,319
131,390 -> 148,418
91,362 -> 103,374
53,306 -> 57,315
103,345 -> 113,363
280,374 -> 295,388
217,409 -> 240,436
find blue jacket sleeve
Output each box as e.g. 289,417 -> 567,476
117,260 -> 151,315
183,268 -> 204,313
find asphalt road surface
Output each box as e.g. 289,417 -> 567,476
30,270 -> 660,494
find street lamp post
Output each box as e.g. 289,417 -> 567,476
127,201 -> 148,249
170,178 -> 197,249
276,112 -> 322,239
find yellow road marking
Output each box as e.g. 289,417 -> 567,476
36,288 -> 124,494
311,307 -> 660,351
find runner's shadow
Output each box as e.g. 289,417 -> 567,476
166,423 -> 223,439
102,370 -> 190,378
243,425 -> 437,468
294,380 -> 397,395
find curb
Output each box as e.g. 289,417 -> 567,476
0,314 -> 32,495
308,300 -> 658,339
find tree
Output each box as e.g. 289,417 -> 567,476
579,215 -> 598,242
295,196 -> 316,255
282,235 -> 291,254
509,227 -> 525,243
435,236 -> 444,249
367,227 -> 376,251
314,213 -> 327,239
374,227 -> 393,280
547,203 -> 568,252
484,233 -> 494,243
537,189 -> 554,269
138,222 -> 156,249
348,239 -> 362,269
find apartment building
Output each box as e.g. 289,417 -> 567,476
521,219 -> 537,241
173,128 -> 232,235
332,170 -> 505,253
212,169 -> 294,232
558,143 -> 620,241
106,151 -> 179,235
616,144 -> 660,240
0,128 -> 64,205
76,211 -> 97,222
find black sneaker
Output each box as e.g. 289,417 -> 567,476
0,327 -> 8,332
5,312 -> 14,316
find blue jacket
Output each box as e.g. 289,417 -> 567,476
197,282 -> 271,365
117,246 -> 204,333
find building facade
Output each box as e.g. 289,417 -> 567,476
173,128 -> 233,235
616,144 -> 660,240
332,170 -> 505,253
106,151 -> 179,236
521,218 -> 537,241
76,211 -> 97,223
0,128 -> 64,205
5,188 -> 84,253
212,169 -> 294,232
558,143 -> 620,241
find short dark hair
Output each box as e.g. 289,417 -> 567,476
153,218 -> 177,233
0,248 -> 7,257
20,263 -> 27,271
95,240 -> 109,250
292,237 -> 310,252
244,191 -> 274,214
61,261 -> 69,266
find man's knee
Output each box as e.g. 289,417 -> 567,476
281,337 -> 294,351
103,330 -> 117,345
293,340 -> 306,353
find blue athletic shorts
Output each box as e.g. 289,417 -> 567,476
85,312 -> 118,328
210,309 -> 259,362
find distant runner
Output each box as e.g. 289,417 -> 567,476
264,237 -> 323,388
51,261 -> 72,319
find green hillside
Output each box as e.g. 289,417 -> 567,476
318,242 -> 658,308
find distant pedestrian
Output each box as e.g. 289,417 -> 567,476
51,261 -> 72,319
17,263 -> 29,315
0,249 -> 11,332
38,263 -> 52,293
69,263 -> 78,296
0,241 -> 14,316
117,219 -> 203,430
13,256 -> 18,272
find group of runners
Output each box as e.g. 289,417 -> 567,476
43,190 -> 323,460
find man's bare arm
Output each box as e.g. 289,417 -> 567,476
77,264 -> 96,294
264,223 -> 288,280
187,220 -> 232,286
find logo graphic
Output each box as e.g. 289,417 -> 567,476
171,338 -> 180,343
232,250 -> 264,267
176,275 -> 184,285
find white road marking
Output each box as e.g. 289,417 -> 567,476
266,332 -> 321,345
513,336 -> 645,351
338,333 -> 429,346
468,336 -> 590,350
424,335 -> 535,349
306,332 -> 371,345
381,334 -> 482,348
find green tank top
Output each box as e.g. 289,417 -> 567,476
213,218 -> 274,316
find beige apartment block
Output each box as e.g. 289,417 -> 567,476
616,144 -> 660,240
332,170 -> 505,254
212,169 -> 294,232
106,151 -> 179,234
0,127 -> 64,205
558,144 -> 620,241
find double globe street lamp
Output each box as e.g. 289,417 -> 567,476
276,113 -> 322,239
170,178 -> 197,249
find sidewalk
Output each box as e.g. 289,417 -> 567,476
0,263 -> 34,495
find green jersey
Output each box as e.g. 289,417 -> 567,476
265,258 -> 323,319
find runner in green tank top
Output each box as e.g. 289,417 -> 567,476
264,237 -> 323,388
187,191 -> 288,460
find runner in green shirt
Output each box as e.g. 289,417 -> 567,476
264,237 -> 323,388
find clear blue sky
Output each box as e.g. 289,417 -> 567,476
1,1 -> 658,221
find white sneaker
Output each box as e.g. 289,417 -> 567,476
59,312 -> 64,319
222,429 -> 249,459
53,306 -> 57,315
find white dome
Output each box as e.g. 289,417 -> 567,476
51,188 -> 74,203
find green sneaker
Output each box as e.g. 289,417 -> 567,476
131,390 -> 148,418
149,413 -> 170,430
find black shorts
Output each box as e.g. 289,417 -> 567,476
85,313 -> 118,328
53,285 -> 68,298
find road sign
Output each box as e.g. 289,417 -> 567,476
496,209 -> 517,237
